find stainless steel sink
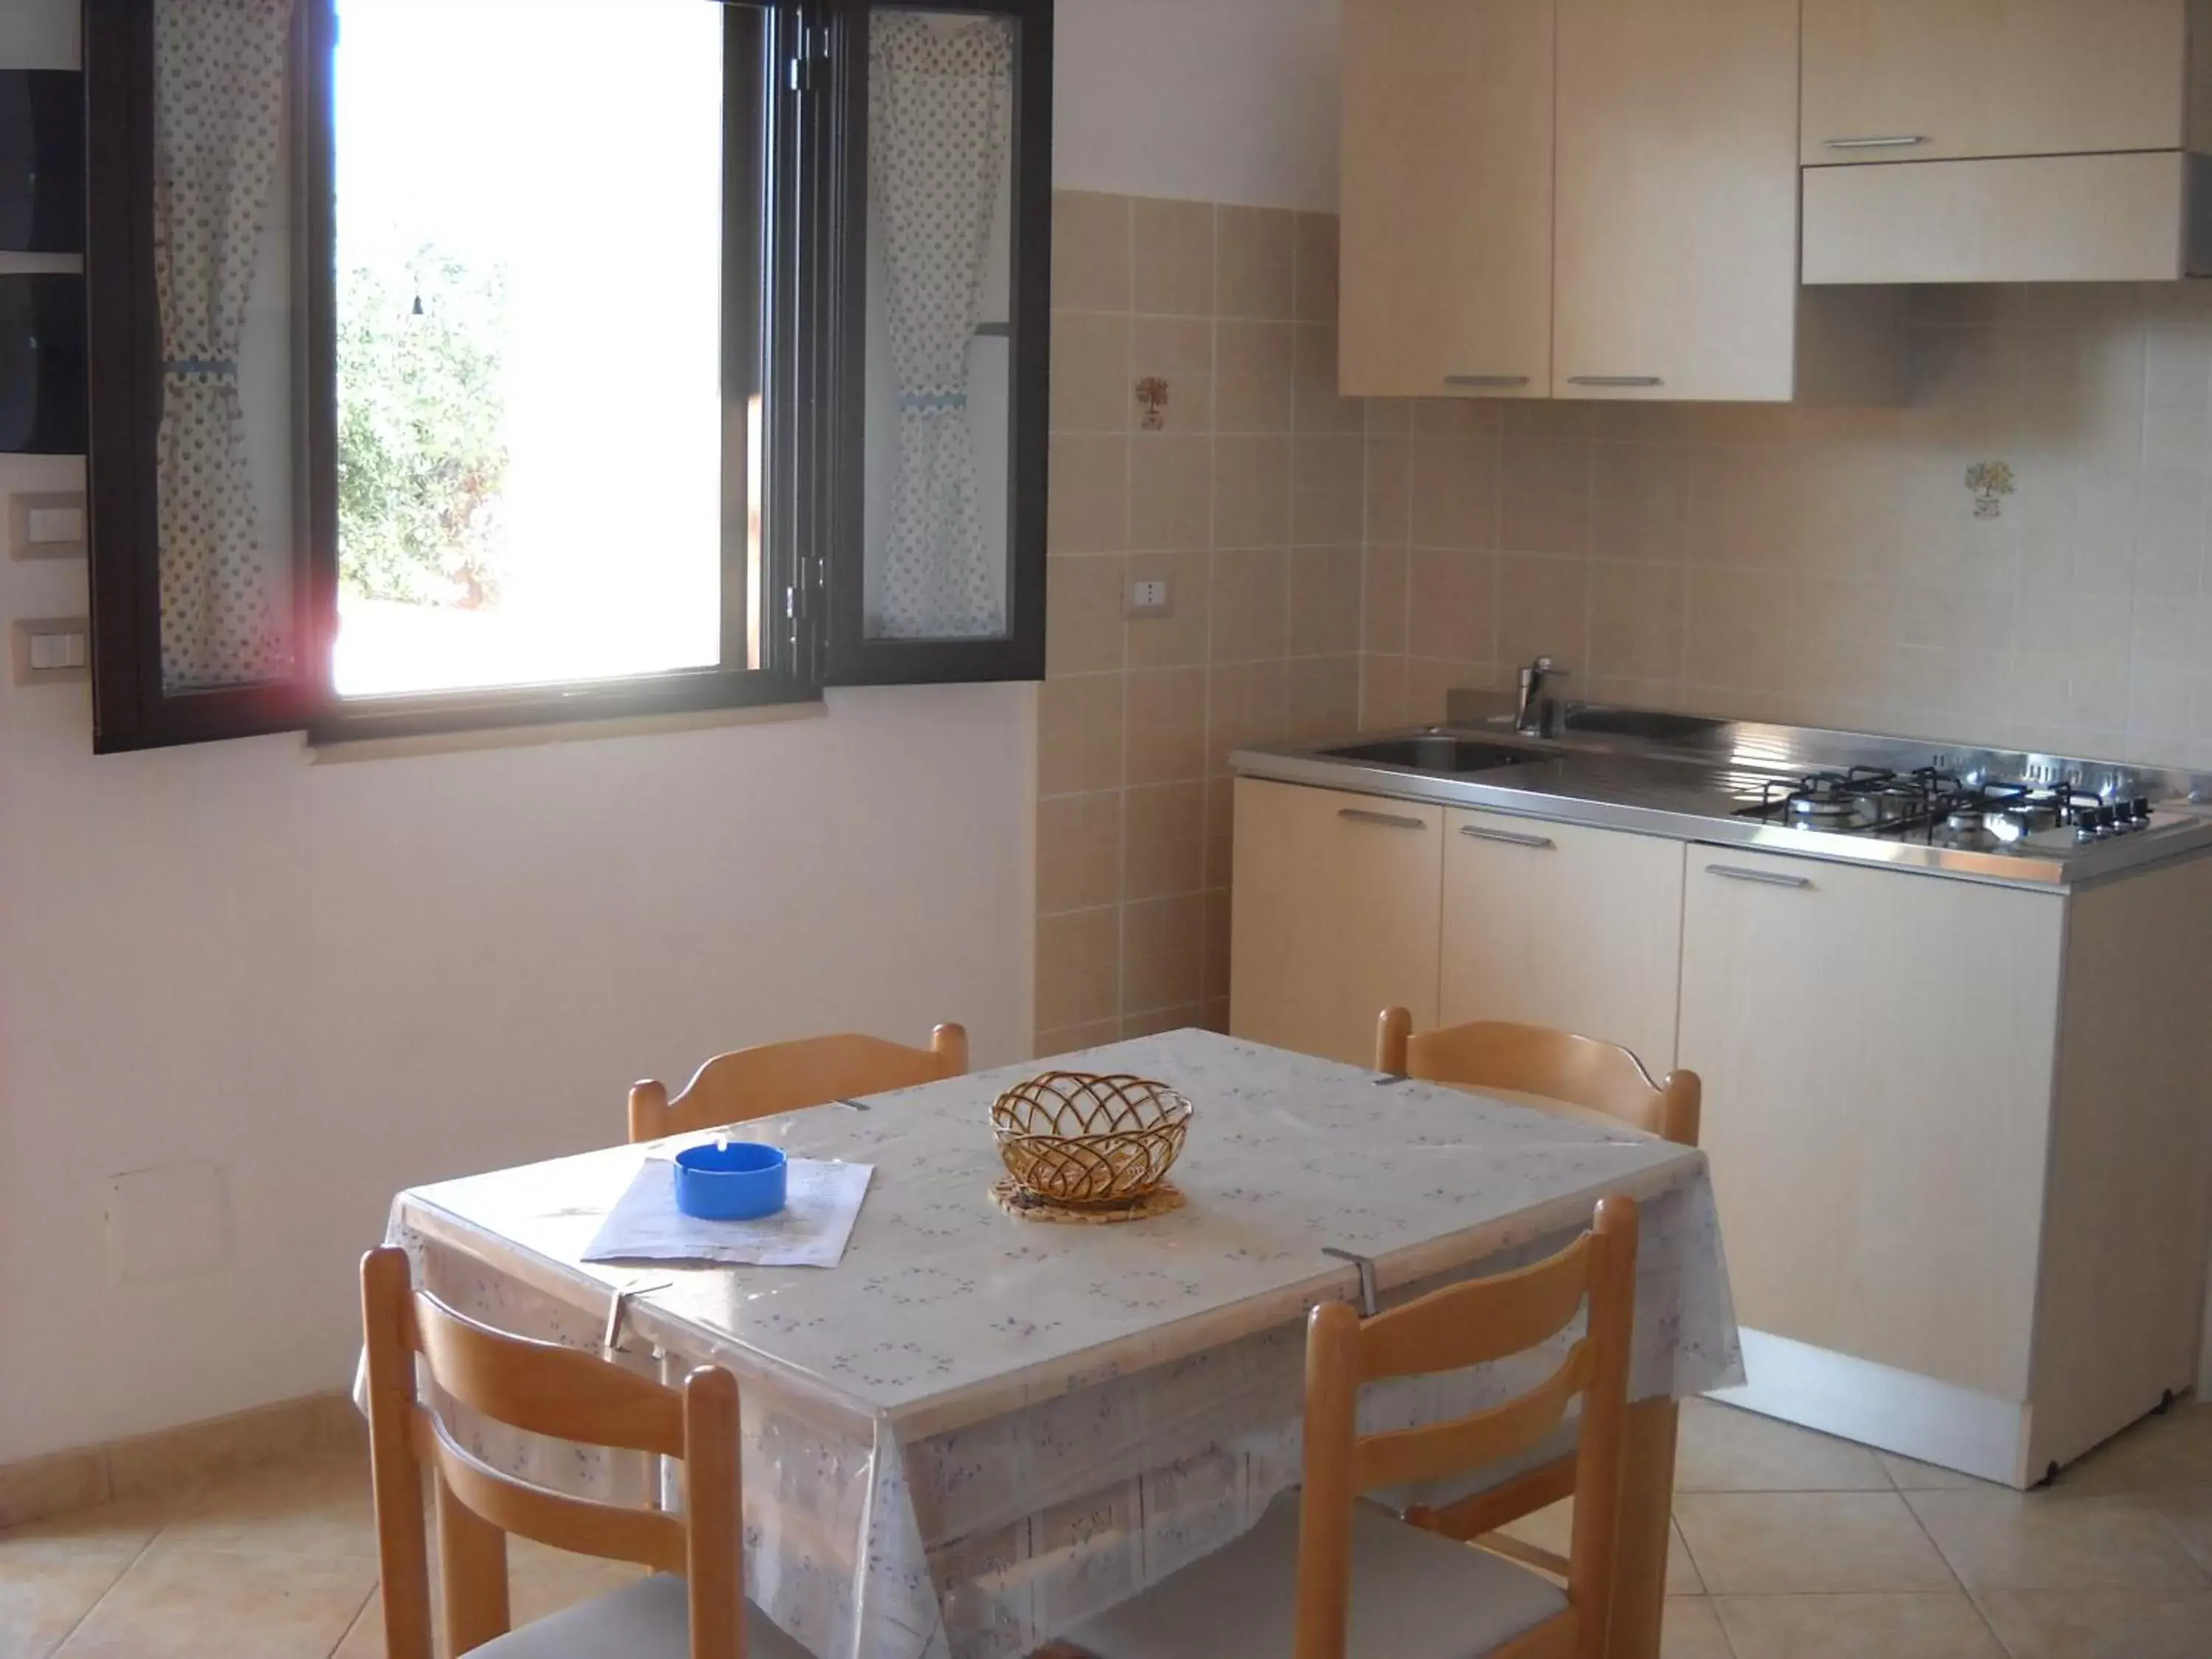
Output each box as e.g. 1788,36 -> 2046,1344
1560,707 -> 1728,745
1318,735 -> 1549,773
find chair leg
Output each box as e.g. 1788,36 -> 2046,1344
1604,1398 -> 1679,1659
437,1472 -> 512,1656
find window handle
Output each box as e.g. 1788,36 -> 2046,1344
1705,863 -> 1813,890
1568,375 -> 1663,388
1823,135 -> 1927,150
1339,808 -> 1427,831
1444,375 -> 1531,388
1459,824 -> 1556,851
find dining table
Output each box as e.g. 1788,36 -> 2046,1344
371,1028 -> 1742,1659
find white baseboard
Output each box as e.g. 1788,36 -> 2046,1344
1708,1328 -> 2026,1487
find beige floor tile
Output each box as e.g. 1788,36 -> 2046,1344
1714,1591 -> 2004,1658
1495,1498 -> 1703,1593
1903,1489 -> 2210,1593
51,1548 -> 374,1659
1676,1401 -> 1892,1492
0,1554 -> 136,1659
2057,1404 -> 2212,1495
0,1496 -> 176,1565
1672,1492 -> 1955,1596
1975,1587 -> 2212,1658
2146,1485 -> 2212,1573
154,1455 -> 377,1559
1877,1451 -> 1999,1492
1658,1596 -> 1731,1659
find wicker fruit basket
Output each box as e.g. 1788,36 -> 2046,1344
990,1072 -> 1192,1207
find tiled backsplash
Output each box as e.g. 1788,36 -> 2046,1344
1040,192 -> 2212,1052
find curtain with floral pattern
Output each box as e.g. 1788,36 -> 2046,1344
153,0 -> 296,689
867,13 -> 1013,640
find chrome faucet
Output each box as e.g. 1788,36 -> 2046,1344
1514,656 -> 1571,737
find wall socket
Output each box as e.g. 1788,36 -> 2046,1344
1127,577 -> 1172,618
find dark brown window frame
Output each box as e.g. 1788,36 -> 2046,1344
83,0 -> 1051,754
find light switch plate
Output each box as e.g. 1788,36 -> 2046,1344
1126,577 -> 1173,618
11,616 -> 90,685
8,491 -> 88,560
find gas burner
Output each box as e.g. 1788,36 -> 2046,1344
1738,761 -> 2146,854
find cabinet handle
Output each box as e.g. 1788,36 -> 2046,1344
1459,824 -> 1556,851
1823,134 -> 1927,149
1568,375 -> 1663,387
1339,807 -> 1427,831
1705,863 -> 1813,890
1444,374 -> 1531,388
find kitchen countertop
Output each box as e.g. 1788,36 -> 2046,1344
1231,698 -> 2212,890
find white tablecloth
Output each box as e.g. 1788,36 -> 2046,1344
376,1030 -> 1742,1659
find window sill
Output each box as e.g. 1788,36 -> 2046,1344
308,693 -> 825,765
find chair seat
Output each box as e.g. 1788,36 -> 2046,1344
472,1573 -> 814,1659
1063,1495 -> 1567,1659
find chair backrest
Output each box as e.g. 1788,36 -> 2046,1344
359,1247 -> 747,1659
628,1023 -> 969,1143
1294,1196 -> 1641,1659
1375,1009 -> 1701,1147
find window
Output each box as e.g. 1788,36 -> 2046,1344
84,0 -> 1050,753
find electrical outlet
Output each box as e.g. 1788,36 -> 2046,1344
1127,577 -> 1172,618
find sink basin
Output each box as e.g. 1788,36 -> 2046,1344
1319,735 -> 1547,773
1561,708 -> 1728,745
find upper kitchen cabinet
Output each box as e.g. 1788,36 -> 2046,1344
1554,0 -> 1803,401
1340,0 -> 1554,400
1342,0 -> 1899,403
1801,0 -> 2193,165
1801,0 -> 2212,283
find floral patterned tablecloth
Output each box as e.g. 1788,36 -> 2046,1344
378,1029 -> 1741,1659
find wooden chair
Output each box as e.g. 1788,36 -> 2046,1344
1064,1197 -> 1641,1659
628,1023 -> 968,1143
360,1247 -> 809,1659
1375,1009 -> 1701,1149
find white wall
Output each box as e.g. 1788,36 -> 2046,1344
1053,0 -> 1341,209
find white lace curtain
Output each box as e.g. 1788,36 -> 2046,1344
867,13 -> 1013,639
153,0 -> 296,689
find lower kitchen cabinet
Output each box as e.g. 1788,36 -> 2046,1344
1441,810 -> 1685,1071
1228,778 -> 1441,1067
1678,849 -> 2063,1403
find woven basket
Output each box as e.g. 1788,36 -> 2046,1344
990,1072 -> 1192,1207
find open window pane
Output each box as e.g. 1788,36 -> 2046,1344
860,8 -> 1017,644
330,0 -> 730,699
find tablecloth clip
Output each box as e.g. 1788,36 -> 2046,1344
1371,1072 -> 1411,1087
602,1279 -> 673,1360
836,1096 -> 874,1112
1321,1248 -> 1380,1318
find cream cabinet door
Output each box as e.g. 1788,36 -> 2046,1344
1339,0 -> 1554,400
1440,811 -> 1684,1073
1554,0 -> 1801,402
1677,849 -> 2064,1398
1229,779 -> 1443,1068
1801,0 -> 2189,167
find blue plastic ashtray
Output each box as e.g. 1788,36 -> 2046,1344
673,1142 -> 787,1221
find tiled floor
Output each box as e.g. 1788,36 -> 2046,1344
4,1399 -> 2209,1658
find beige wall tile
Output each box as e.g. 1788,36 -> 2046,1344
1125,668 -> 1208,786
1588,561 -> 1684,684
1036,1019 -> 1125,1058
1053,190 -> 1132,312
1593,442 -> 1690,563
1130,316 -> 1214,434
1207,660 -> 1289,775
1290,549 -> 1364,658
1211,549 -> 1290,664
107,1399 -> 330,1502
1406,657 -> 1499,724
1122,894 -> 1206,1013
1287,655 -> 1362,741
1411,437 -> 1498,550
1038,675 -> 1124,796
1215,321 -> 1295,435
1036,907 -> 1120,1032
1124,782 -> 1206,902
1048,435 -> 1130,554
1365,437 -> 1411,546
1046,555 -> 1127,678
1051,312 -> 1130,434
1212,436 -> 1292,549
1497,553 -> 1590,667
1408,550 -> 1496,663
1201,888 -> 1234,1004
1129,436 -> 1214,552
1500,437 -> 1593,557
1204,777 -> 1236,888
1293,326 -> 1363,434
1360,653 -> 1410,733
1293,212 -> 1340,326
1124,1005 -> 1205,1040
1363,545 -> 1409,654
1216,205 -> 1296,321
1413,398 -> 1500,439
1037,791 -> 1123,917
1133,198 -> 1215,316
1124,551 -> 1211,669
1293,436 -> 1366,546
